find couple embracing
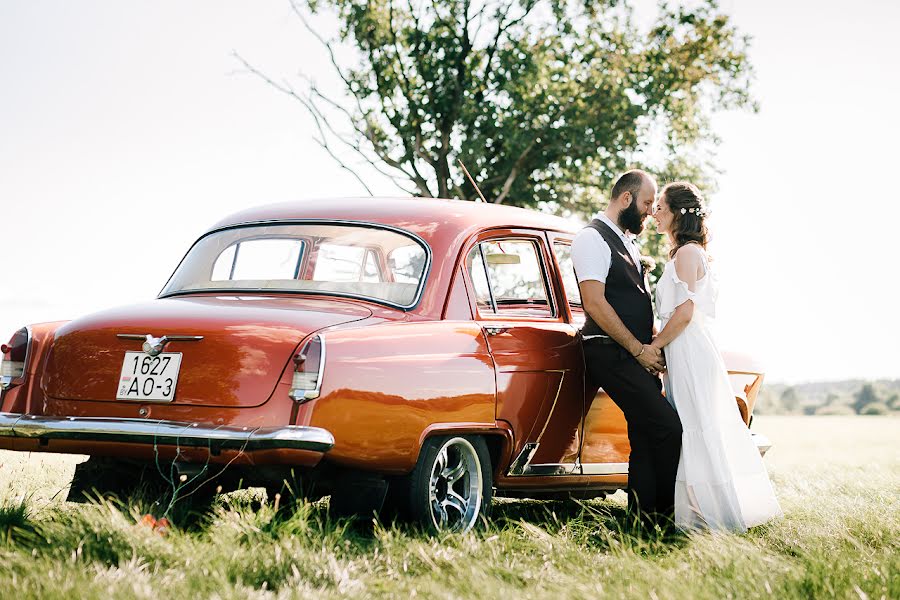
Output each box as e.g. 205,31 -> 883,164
572,170 -> 782,533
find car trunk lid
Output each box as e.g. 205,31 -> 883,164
42,295 -> 371,408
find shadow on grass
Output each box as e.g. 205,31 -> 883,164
0,485 -> 690,567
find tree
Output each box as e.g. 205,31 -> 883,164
780,387 -> 800,414
852,383 -> 880,414
888,393 -> 899,411
240,0 -> 753,213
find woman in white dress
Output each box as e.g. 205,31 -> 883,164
650,182 -> 782,532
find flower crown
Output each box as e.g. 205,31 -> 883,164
680,205 -> 708,218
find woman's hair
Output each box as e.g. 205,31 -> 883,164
661,181 -> 709,259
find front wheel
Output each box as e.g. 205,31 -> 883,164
407,435 -> 492,533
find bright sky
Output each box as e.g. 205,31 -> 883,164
1,1 -> 897,384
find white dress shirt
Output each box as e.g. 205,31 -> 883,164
571,212 -> 642,284
571,213 -> 645,340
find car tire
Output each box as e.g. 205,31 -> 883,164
406,435 -> 492,533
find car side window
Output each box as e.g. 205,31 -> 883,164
465,245 -> 493,311
552,242 -> 582,307
466,238 -> 554,318
552,241 -> 584,326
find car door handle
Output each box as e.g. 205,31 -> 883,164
484,326 -> 510,336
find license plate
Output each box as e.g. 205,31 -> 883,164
116,352 -> 182,401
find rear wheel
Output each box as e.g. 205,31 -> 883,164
407,435 -> 492,533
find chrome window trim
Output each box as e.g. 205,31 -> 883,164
476,243 -> 498,313
159,219 -> 433,311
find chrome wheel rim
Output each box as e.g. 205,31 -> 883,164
428,437 -> 483,532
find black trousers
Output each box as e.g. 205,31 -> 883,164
584,340 -> 682,521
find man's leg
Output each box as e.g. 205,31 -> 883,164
625,422 -> 655,518
585,342 -> 682,522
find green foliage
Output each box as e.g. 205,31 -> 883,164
258,0 -> 754,224
889,393 -> 900,410
0,496 -> 36,546
780,386 -> 800,414
853,382 -> 880,413
757,379 -> 900,415
814,403 -> 855,416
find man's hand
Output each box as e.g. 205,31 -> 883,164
635,344 -> 666,374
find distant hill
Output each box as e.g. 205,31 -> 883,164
755,379 -> 900,415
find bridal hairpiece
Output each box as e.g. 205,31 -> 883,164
680,205 -> 708,218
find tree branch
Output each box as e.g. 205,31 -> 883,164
493,138 -> 536,203
234,51 -> 424,196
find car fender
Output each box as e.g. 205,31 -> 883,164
307,320 -> 497,474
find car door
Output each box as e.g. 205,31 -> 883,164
547,233 -> 630,475
463,230 -> 583,475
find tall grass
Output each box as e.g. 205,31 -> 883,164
0,416 -> 896,599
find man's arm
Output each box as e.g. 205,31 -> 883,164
579,279 -> 665,372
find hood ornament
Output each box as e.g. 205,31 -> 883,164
117,333 -> 204,356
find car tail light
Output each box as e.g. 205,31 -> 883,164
290,334 -> 325,402
1,327 -> 32,389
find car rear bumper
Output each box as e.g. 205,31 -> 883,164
0,412 -> 334,453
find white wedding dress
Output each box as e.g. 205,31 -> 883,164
656,249 -> 783,532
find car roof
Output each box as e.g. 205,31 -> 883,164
209,197 -> 582,238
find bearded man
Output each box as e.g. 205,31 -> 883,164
572,169 -> 682,526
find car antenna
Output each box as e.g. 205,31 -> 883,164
458,159 -> 488,203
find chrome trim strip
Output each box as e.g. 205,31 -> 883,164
508,460 -> 629,477
519,462 -> 580,476
533,372 -> 566,443
0,413 -> 335,452
505,372 -> 567,477
752,432 -> 772,457
580,462 -> 629,475
158,219 -> 433,312
117,334 -> 204,342
507,442 -> 539,476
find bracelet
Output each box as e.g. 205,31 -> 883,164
633,345 -> 644,358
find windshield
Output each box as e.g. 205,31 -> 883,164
161,223 -> 430,308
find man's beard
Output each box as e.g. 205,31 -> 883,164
618,200 -> 646,234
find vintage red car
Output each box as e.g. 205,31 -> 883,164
0,197 -> 769,531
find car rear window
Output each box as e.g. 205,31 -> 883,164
161,223 -> 429,308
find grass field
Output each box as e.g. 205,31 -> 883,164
0,416 -> 896,599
